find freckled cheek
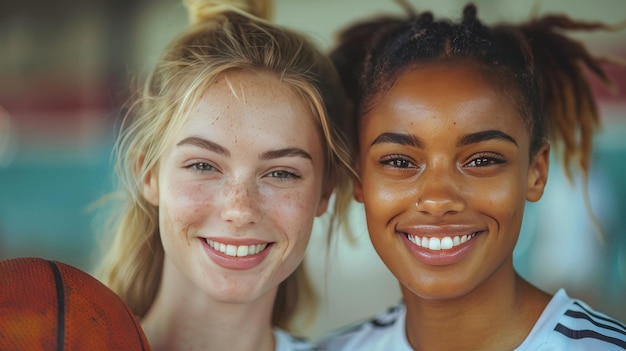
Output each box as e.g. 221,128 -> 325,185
162,182 -> 216,226
269,190 -> 318,246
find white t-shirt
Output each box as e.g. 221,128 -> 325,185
319,289 -> 626,350
274,328 -> 318,351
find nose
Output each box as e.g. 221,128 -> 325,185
415,164 -> 465,217
220,178 -> 263,227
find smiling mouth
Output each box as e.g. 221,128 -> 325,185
405,232 -> 481,251
205,239 -> 270,258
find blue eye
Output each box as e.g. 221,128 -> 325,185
188,162 -> 215,173
267,170 -> 300,179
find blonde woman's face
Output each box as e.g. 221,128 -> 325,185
143,71 -> 328,303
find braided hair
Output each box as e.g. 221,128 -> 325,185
331,2 -> 619,181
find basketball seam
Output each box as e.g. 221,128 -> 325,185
48,260 -> 65,351
124,307 -> 147,351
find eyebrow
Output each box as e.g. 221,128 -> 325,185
370,132 -> 424,149
457,130 -> 517,147
260,148 -> 312,161
370,129 -> 517,149
176,137 -> 312,161
177,137 -> 230,157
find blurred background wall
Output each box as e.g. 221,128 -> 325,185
1,0 -> 625,341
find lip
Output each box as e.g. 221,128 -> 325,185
396,224 -> 485,266
397,224 -> 482,237
204,236 -> 270,246
201,238 -> 273,270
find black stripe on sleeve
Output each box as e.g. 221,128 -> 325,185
573,302 -> 626,333
48,260 -> 65,351
565,310 -> 626,337
371,318 -> 397,328
554,323 -> 626,349
370,304 -> 402,329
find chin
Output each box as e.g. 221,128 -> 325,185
401,276 -> 476,301
208,289 -> 263,304
205,279 -> 277,304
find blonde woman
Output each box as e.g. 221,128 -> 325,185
97,1 -> 351,350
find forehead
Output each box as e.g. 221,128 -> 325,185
173,70 -> 324,152
196,71 -> 312,124
390,62 -> 507,104
375,62 -> 519,111
362,62 -> 528,141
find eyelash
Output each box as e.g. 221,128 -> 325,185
379,153 -> 505,170
267,169 -> 301,180
380,155 -> 417,170
186,162 -> 216,173
465,152 -> 505,167
186,162 -> 301,182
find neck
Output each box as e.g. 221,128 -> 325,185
141,259 -> 278,351
402,261 -> 550,351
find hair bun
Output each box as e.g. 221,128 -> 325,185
462,3 -> 478,25
183,0 -> 273,24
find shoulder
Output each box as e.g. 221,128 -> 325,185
273,328 -> 318,351
318,302 -> 410,351
526,289 -> 626,350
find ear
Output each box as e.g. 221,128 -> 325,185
315,192 -> 331,217
526,143 -> 550,202
315,171 -> 335,217
140,157 -> 160,206
353,179 -> 364,203
351,159 -> 364,203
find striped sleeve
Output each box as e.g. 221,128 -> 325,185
552,299 -> 626,350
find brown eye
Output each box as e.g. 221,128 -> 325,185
381,156 -> 416,169
471,157 -> 492,166
465,153 -> 505,168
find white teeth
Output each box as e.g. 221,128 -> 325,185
226,245 -> 237,256
407,232 -> 478,251
206,240 -> 268,257
236,245 -> 248,257
428,237 -> 441,250
441,237 -> 453,250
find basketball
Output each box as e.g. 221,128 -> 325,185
0,257 -> 151,350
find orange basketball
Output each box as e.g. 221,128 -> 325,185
0,257 -> 151,351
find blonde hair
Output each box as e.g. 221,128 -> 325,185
97,0 -> 351,333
